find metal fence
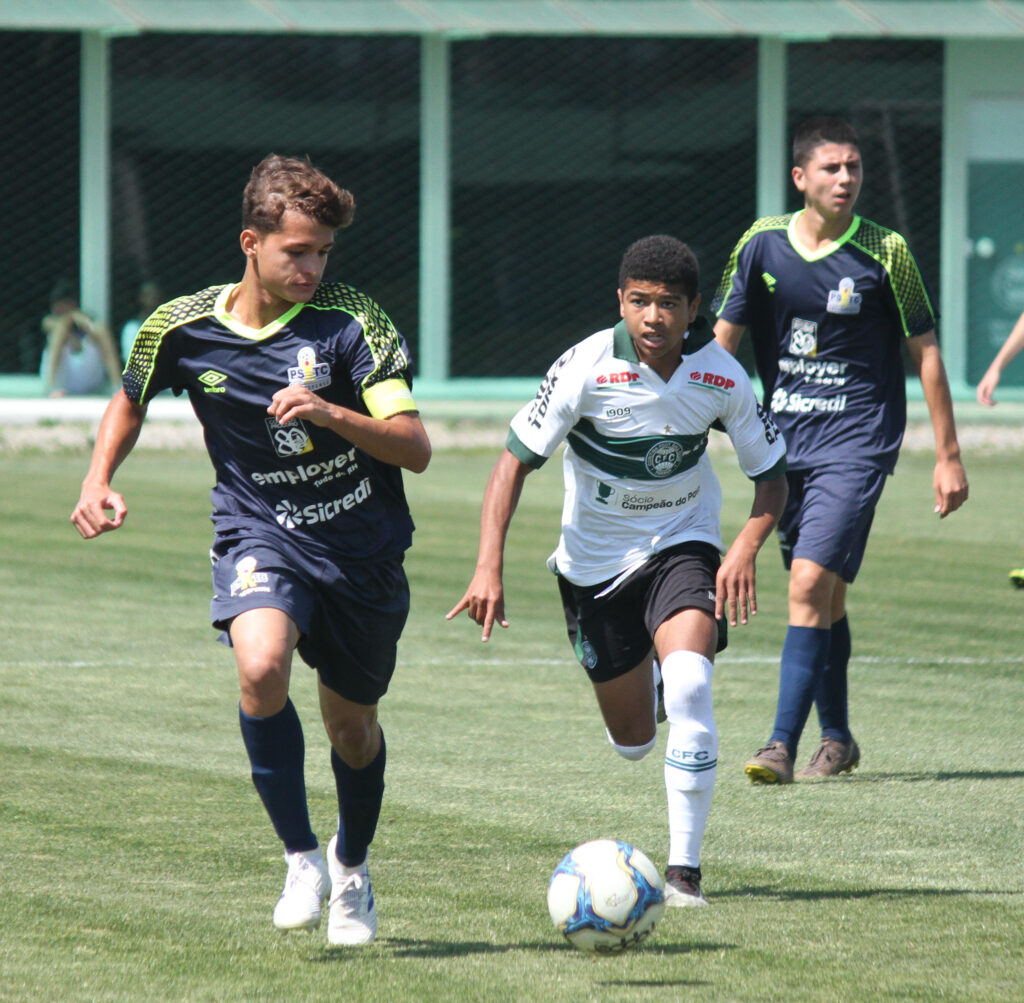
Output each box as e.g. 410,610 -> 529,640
2,30 -> 943,385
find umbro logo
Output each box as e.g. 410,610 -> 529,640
199,370 -> 228,394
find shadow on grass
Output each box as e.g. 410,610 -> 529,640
717,886 -> 1017,902
310,937 -> 734,961
846,769 -> 1024,783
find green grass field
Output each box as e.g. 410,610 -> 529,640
1,436 -> 1022,1001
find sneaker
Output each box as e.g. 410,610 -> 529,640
745,740 -> 794,784
796,736 -> 861,779
1010,569 -> 1024,589
272,846 -> 331,932
664,865 -> 708,907
326,834 -> 377,946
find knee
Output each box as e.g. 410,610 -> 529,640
324,710 -> 379,767
788,562 -> 834,611
237,654 -> 290,716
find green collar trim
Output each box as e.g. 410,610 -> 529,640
612,314 -> 714,363
787,210 -> 861,262
214,284 -> 304,341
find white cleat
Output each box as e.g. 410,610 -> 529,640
272,846 -> 331,932
326,834 -> 377,946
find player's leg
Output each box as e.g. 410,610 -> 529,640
653,607 -> 718,907
794,469 -> 884,778
308,557 -> 409,947
231,606 -> 331,931
318,685 -> 382,947
211,540 -> 328,931
747,466 -> 878,783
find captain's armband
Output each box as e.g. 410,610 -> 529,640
362,378 -> 418,419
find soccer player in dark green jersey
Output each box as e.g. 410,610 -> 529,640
712,118 -> 968,783
71,155 -> 431,944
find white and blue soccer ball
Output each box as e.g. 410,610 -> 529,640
547,838 -> 665,954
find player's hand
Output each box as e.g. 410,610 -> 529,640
445,573 -> 509,642
715,547 -> 758,627
267,384 -> 336,427
933,458 -> 969,518
71,483 -> 127,539
976,369 -> 999,406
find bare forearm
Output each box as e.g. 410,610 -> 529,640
322,407 -> 431,472
83,390 -> 146,488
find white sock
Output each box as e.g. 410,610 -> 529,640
660,650 -> 717,868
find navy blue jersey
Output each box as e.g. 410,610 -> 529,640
123,282 -> 418,562
711,212 -> 937,473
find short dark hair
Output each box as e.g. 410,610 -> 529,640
618,235 -> 699,301
792,117 -> 860,167
242,154 -> 355,233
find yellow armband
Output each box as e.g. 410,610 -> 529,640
362,377 -> 418,419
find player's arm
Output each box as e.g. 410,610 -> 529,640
716,471 -> 788,627
906,331 -> 969,518
713,318 -> 747,356
71,389 -> 148,538
267,385 -> 431,473
977,310 -> 1024,405
446,449 -> 533,642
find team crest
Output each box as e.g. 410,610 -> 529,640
827,277 -> 862,315
230,556 -> 270,597
644,440 -> 684,479
287,346 -> 332,390
580,639 -> 598,670
788,318 -> 818,357
265,415 -> 314,457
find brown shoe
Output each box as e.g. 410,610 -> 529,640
744,740 -> 794,784
796,736 -> 861,779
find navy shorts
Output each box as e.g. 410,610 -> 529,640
556,541 -> 725,684
210,533 -> 409,705
778,465 -> 888,583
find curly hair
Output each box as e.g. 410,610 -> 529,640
618,235 -> 700,301
242,154 -> 355,233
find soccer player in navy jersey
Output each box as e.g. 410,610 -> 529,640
712,118 -> 968,783
71,155 -> 431,944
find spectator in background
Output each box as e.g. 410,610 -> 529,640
40,280 -> 122,397
120,280 -> 164,364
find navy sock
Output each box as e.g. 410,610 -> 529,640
769,625 -> 831,758
238,699 -> 316,853
331,730 -> 386,868
815,615 -> 852,741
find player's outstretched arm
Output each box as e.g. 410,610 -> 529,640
907,332 -> 969,518
446,449 -> 533,642
71,389 -> 147,538
267,384 -> 431,473
716,473 -> 788,626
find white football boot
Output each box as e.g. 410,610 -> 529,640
326,834 -> 377,946
272,846 -> 331,932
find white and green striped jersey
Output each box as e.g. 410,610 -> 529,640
507,317 -> 787,586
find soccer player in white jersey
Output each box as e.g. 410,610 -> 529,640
71,155 -> 431,945
713,118 -> 968,783
448,235 -> 788,905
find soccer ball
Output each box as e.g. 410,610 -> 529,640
547,839 -> 665,954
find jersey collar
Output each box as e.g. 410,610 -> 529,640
787,210 -> 862,262
214,284 -> 305,341
612,314 -> 714,363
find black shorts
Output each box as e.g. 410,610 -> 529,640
557,541 -> 725,684
210,533 -> 409,705
779,465 -> 888,583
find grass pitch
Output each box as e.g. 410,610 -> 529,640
1,436 -> 1022,1001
